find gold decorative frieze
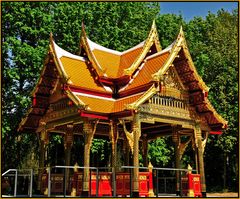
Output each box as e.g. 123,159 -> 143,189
50,98 -> 72,111
139,175 -> 147,180
44,106 -> 79,122
116,175 -> 124,180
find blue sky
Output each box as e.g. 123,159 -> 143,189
160,2 -> 238,21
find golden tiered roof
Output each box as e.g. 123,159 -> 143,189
18,21 -> 227,132
89,39 -> 144,78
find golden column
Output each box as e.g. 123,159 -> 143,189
38,122 -> 49,193
110,121 -> 118,170
132,112 -> 141,197
64,124 -> 74,191
172,125 -> 181,196
82,119 -> 98,196
110,121 -> 118,196
194,125 -> 206,197
142,134 -> 148,167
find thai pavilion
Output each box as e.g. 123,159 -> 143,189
18,21 -> 227,197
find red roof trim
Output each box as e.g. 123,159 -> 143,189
109,110 -> 133,119
66,85 -> 112,98
80,110 -> 133,120
119,82 -> 153,98
99,75 -> 131,87
80,111 -> 109,120
210,131 -> 222,135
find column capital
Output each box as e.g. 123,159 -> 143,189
40,129 -> 49,145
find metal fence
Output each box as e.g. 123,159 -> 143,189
2,169 -> 33,197
2,165 -> 196,197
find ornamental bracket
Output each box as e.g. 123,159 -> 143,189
119,119 -> 134,154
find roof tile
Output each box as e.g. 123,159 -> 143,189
125,52 -> 169,91
76,94 -> 142,113
60,56 -> 107,92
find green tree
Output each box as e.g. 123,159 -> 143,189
2,2 -> 54,171
2,3 -> 238,193
203,9 -> 238,191
148,138 -> 174,167
185,9 -> 238,191
2,2 -> 160,171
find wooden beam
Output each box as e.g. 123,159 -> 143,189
142,124 -> 170,130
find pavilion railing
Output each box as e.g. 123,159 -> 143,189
139,95 -> 191,119
150,95 -> 189,110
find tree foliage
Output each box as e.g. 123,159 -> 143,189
1,1 -> 160,171
1,2 -> 238,191
148,138 -> 174,167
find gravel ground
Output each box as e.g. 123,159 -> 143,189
207,192 -> 238,197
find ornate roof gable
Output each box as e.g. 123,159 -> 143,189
18,24 -> 227,133
80,20 -> 162,80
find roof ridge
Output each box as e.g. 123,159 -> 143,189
121,40 -> 145,54
52,40 -> 87,61
87,37 -> 122,55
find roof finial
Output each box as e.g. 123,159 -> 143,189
81,19 -> 85,29
179,25 -> 184,37
49,32 -> 55,46
81,19 -> 87,38
50,32 -> 53,42
151,19 -> 157,30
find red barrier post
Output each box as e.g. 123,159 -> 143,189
148,162 -> 155,197
187,164 -> 194,197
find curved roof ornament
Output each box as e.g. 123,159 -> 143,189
79,20 -> 106,76
152,25 -> 209,92
152,19 -> 162,52
49,33 -> 71,84
123,20 -> 162,76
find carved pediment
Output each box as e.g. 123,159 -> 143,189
163,66 -> 183,90
161,66 -> 188,100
